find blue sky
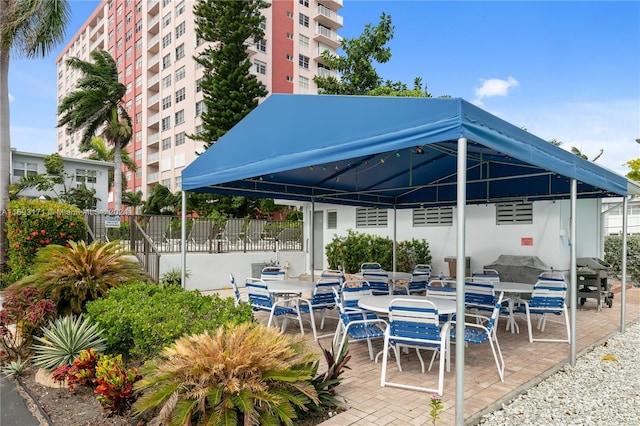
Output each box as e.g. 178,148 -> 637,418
8,0 -> 640,176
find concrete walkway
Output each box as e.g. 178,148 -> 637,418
0,375 -> 40,426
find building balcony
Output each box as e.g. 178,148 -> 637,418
90,38 -> 104,52
89,22 -> 104,42
148,113 -> 159,128
313,42 -> 335,61
147,171 -> 159,183
147,73 -> 160,91
313,26 -> 341,49
315,4 -> 343,28
316,67 -> 335,79
147,15 -> 159,35
147,151 -> 159,165
148,53 -> 159,72
148,34 -> 160,53
147,0 -> 159,14
320,0 -> 344,11
147,93 -> 159,110
148,132 -> 160,147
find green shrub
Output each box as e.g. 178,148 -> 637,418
4,199 -> 87,285
94,354 -> 142,416
133,323 -> 318,426
325,230 -> 431,273
32,315 -> 107,370
7,240 -> 149,314
85,283 -> 255,360
604,234 -> 640,284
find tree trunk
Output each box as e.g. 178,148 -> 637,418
0,0 -> 12,272
113,142 -> 122,213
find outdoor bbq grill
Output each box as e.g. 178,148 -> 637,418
576,257 -> 613,310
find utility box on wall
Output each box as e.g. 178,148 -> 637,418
444,256 -> 471,278
251,263 -> 268,279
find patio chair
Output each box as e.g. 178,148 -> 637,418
362,270 -> 391,295
188,219 -> 214,250
406,264 -> 432,295
220,218 -> 245,248
450,292 -> 506,381
360,262 -> 382,272
380,298 -> 451,394
298,275 -> 343,340
245,219 -> 267,244
146,216 -> 171,250
245,278 -> 309,334
229,273 -> 244,306
518,275 -> 570,343
472,268 -> 501,283
333,280 -> 387,360
464,279 -> 498,317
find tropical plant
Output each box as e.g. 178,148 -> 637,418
31,315 -> 107,370
57,49 -> 130,212
133,323 -> 319,426
141,184 -> 179,215
85,282 -> 254,360
0,0 -> 71,272
159,267 -> 191,287
307,341 -> 351,413
94,353 -> 142,415
86,136 -> 136,192
6,240 -> 149,314
1,356 -> 26,378
0,286 -> 56,361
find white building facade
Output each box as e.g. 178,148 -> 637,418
56,0 -> 343,202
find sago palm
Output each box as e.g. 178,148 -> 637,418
133,323 -> 320,426
0,0 -> 70,269
57,49 -> 130,212
7,240 -> 149,314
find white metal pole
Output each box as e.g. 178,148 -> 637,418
621,196 -> 628,332
455,137 -> 467,426
569,179 -> 577,365
393,204 -> 397,272
181,190 -> 187,289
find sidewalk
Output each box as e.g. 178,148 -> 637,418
0,375 -> 40,426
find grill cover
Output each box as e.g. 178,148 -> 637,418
484,255 -> 551,284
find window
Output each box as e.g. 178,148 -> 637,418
135,130 -> 142,141
175,175 -> 181,188
175,131 -> 185,146
175,66 -> 185,81
195,101 -> 206,116
162,74 -> 172,88
135,112 -> 142,123
135,38 -> 142,51
176,21 -> 185,38
162,137 -> 171,150
175,43 -> 185,60
175,87 -> 185,103
126,11 -> 132,23
413,207 -> 453,226
299,76 -> 309,89
162,54 -> 171,69
126,82 -> 132,93
196,77 -> 203,92
135,19 -> 142,33
286,32 -> 293,40
125,100 -> 132,111
286,54 -> 293,61
162,0 -> 171,7
256,39 -> 266,52
162,178 -> 171,188
286,75 -> 293,82
162,12 -> 171,28
356,208 -> 388,228
125,47 -> 132,59
254,60 -> 266,75
299,13 -> 309,27
116,38 -> 123,51
286,11 -> 293,18
76,169 -> 97,184
135,93 -> 142,105
135,56 -> 142,68
175,109 -> 185,125
195,124 -> 204,135
162,95 -> 171,110
298,54 -> 309,69
116,55 -> 123,67
125,64 -> 132,76
176,0 -> 185,16
327,211 -> 337,229
125,30 -> 132,42
162,33 -> 172,48
496,202 -> 533,225
135,75 -> 143,87
299,0 -> 309,7
299,34 -> 309,48
12,162 -> 38,178
161,116 -> 171,130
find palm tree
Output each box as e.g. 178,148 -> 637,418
0,0 -> 70,270
86,135 -> 137,192
57,50 -> 130,212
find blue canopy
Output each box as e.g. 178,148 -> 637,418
182,95 -> 628,206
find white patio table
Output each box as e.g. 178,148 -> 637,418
358,294 -> 457,316
493,282 -> 535,334
265,279 -> 316,297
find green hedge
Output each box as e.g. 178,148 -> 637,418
85,282 -> 254,360
325,229 -> 431,273
604,234 -> 640,284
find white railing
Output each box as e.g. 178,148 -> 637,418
147,152 -> 159,163
316,26 -> 340,43
317,5 -> 343,26
148,132 -> 159,145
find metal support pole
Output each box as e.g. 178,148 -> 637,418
621,196 -> 628,332
455,137 -> 467,426
181,191 -> 187,289
569,179 -> 577,366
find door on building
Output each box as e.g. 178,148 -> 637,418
313,211 -> 324,271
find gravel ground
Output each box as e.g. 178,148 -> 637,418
478,320 -> 640,425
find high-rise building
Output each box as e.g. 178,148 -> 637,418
56,0 -> 343,203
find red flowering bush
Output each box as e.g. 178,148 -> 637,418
94,354 -> 141,416
4,199 -> 87,284
52,348 -> 100,390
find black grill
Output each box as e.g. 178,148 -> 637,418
576,257 -> 613,310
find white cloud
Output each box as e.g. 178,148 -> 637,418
474,77 -> 519,105
9,93 -> 15,102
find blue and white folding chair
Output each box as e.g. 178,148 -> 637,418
471,268 -> 500,283
406,264 -> 432,295
519,275 -> 570,343
362,270 -> 391,295
360,262 -> 382,272
450,292 -> 506,381
380,298 -> 450,394
333,280 -> 387,360
464,280 -> 497,317
245,278 -> 308,334
298,275 -> 343,340
229,273 -> 244,306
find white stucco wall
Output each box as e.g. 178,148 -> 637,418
306,199 -> 603,275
